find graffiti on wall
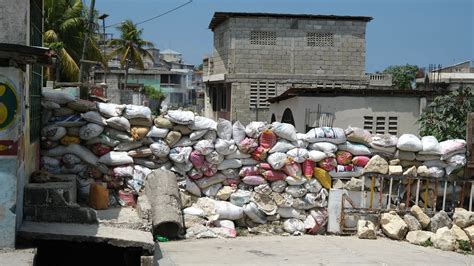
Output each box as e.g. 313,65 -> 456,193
0,75 -> 19,139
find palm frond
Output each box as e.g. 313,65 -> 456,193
44,30 -> 58,43
59,47 -> 80,81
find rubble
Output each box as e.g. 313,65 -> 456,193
403,214 -> 422,231
357,220 -> 376,239
453,208 -> 474,228
380,211 -> 408,240
410,205 -> 430,229
406,230 -> 434,245
434,227 -> 456,251
429,211 -> 452,233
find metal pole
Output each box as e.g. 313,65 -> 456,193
79,0 -> 96,83
101,16 -> 107,84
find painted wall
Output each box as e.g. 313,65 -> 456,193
269,95 -> 424,135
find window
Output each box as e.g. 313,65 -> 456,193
209,85 -> 230,112
281,108 -> 295,126
29,0 -> 43,142
307,32 -> 334,47
250,31 -> 276,46
170,93 -> 184,104
249,82 -> 276,109
363,116 -> 398,135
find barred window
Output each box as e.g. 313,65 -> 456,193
307,32 -> 334,47
363,116 -> 398,135
249,82 -> 276,109
250,31 -> 276,46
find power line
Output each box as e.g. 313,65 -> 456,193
105,0 -> 193,28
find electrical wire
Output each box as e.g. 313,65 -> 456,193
105,0 -> 193,28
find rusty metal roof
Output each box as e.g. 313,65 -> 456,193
209,12 -> 373,30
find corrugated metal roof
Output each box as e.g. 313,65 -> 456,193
209,12 -> 373,29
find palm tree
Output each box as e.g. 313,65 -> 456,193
44,0 -> 104,81
108,20 -> 154,90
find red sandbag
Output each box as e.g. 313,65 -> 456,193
189,150 -> 205,169
242,175 -> 267,186
201,161 -> 218,177
302,160 -> 315,178
238,137 -> 258,153
282,159 -> 302,177
257,163 -> 273,170
239,166 -> 260,177
91,143 -> 112,156
259,129 -> 277,149
252,146 -> 268,161
318,157 -> 337,171
261,170 -> 286,181
352,156 -> 370,167
336,151 -> 353,165
223,178 -> 240,186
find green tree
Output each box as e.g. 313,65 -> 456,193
44,0 -> 103,81
383,64 -> 419,89
418,86 -> 473,140
143,85 -> 166,115
108,20 -> 154,89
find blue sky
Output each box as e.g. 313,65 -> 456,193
96,0 -> 473,72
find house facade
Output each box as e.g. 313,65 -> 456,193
416,60 -> 474,91
203,12 -> 374,124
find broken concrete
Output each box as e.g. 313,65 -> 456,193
434,226 -> 456,251
357,220 -> 376,239
364,155 -> 388,174
429,210 -> 452,233
453,208 -> 474,229
410,205 -> 430,229
380,211 -> 408,240
406,230 -> 434,245
403,214 -> 422,231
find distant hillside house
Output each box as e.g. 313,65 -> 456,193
202,12 -> 396,124
416,60 -> 474,91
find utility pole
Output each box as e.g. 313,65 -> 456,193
98,13 -> 109,84
79,0 -> 96,98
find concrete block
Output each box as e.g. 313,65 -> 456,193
24,205 -> 98,224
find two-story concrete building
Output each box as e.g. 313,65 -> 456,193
203,12 -> 374,124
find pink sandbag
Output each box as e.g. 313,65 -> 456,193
223,178 -> 240,186
302,160 -> 315,178
189,150 -> 205,169
201,161 -> 218,177
242,175 -> 267,186
352,156 -> 370,167
188,168 -> 204,180
259,129 -> 277,149
282,159 -> 302,178
252,146 -> 268,161
257,163 -> 273,171
318,157 -> 337,171
336,151 -> 353,165
239,166 -> 260,177
261,170 -> 286,181
238,137 -> 258,153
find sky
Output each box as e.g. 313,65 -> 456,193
95,0 -> 473,72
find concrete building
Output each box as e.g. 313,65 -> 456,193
416,60 -> 474,91
203,12 -> 381,124
268,87 -> 441,135
0,0 -> 53,248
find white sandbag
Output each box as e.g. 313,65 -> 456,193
104,128 -> 133,142
395,150 -> 416,161
172,136 -> 196,148
415,154 -> 440,161
308,150 -> 328,162
217,118 -> 232,140
112,165 -> 134,177
150,141 -> 171,157
329,165 -> 364,178
189,116 -> 217,130
62,154 -> 81,166
440,139 -> 466,158
286,148 -> 309,163
189,129 -> 208,141
114,141 -> 142,151
397,134 -> 422,152
106,117 -> 130,132
213,200 -> 244,220
267,152 -> 288,170
42,125 -> 67,141
183,206 -> 205,217
269,140 -> 295,153
202,130 -> 217,142
272,122 -> 297,141
428,166 -> 445,178
98,151 -> 134,166
292,138 -> 309,149
42,156 -> 60,167
243,202 -> 267,224
147,126 -> 170,138
305,179 -> 323,193
165,110 -> 195,125
86,134 -> 120,147
230,190 -> 252,207
186,178 -> 202,197
42,89 -> 75,104
41,100 -> 61,110
45,144 -> 98,165
202,183 -> 223,197
371,134 -> 398,147
240,158 -> 259,166
338,141 -> 371,156
285,176 -> 307,186
79,123 -> 104,140
445,154 -> 466,175
215,139 -> 237,155
277,207 -> 306,219
232,121 -> 246,145
81,111 -> 107,126
124,105 -> 151,120
271,180 -> 287,193
97,102 -> 125,117
225,150 -> 251,159
304,127 -> 346,144
205,151 -> 224,165
217,159 -> 242,170
283,218 -> 305,234
245,121 -> 268,138
221,168 -> 239,179
169,147 -> 192,164
285,185 -> 307,198
419,136 -> 442,155
423,160 -> 448,168
194,139 -> 215,155
308,142 -> 338,153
